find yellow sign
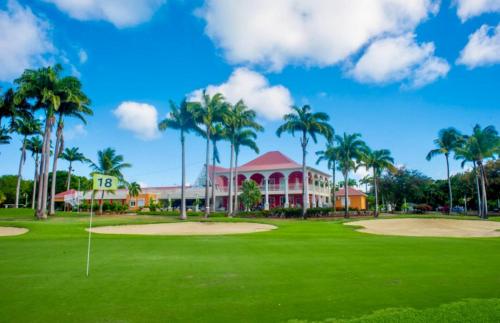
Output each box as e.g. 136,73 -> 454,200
92,174 -> 118,191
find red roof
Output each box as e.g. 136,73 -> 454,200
54,189 -> 77,199
337,187 -> 366,196
237,151 -> 301,171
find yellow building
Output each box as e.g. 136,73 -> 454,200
335,187 -> 367,210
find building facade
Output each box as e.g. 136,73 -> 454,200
55,151 -> 367,211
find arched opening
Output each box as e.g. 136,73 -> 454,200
268,172 -> 285,191
250,173 -> 265,186
216,175 -> 229,191
288,171 -> 302,190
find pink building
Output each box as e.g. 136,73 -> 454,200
210,151 -> 331,210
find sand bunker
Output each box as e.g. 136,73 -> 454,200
345,218 -> 500,238
0,226 -> 28,237
88,222 -> 277,236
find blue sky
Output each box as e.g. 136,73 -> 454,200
0,0 -> 499,187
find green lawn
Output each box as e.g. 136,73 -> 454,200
1,209 -> 499,322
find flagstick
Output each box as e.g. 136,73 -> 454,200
86,190 -> 95,277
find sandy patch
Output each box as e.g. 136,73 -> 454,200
88,222 -> 277,236
345,218 -> 500,238
0,226 -> 28,237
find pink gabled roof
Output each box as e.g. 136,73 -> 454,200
337,187 -> 366,197
237,151 -> 301,171
54,189 -> 77,198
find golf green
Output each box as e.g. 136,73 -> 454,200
1,210 -> 500,322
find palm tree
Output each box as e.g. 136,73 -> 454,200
26,136 -> 43,209
426,128 -> 463,214
316,142 -> 339,214
466,125 -> 499,219
191,91 -> 225,217
12,116 -> 42,208
223,100 -> 263,216
359,175 -> 372,193
455,136 -> 482,217
0,126 -> 11,145
90,148 -> 131,214
158,100 -> 199,220
128,182 -> 142,208
0,88 -> 31,128
336,133 -> 367,218
361,148 -> 396,217
210,123 -> 227,213
233,129 -> 260,214
277,105 -> 333,217
60,147 -> 89,191
49,78 -> 92,215
15,65 -> 69,219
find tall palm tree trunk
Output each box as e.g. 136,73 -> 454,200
50,121 -> 63,215
478,161 -> 488,219
32,153 -> 39,209
445,154 -> 453,214
37,117 -> 53,219
343,172 -> 349,218
473,162 -> 481,217
331,163 -> 336,215
233,153 -> 239,215
228,142 -> 235,216
301,135 -> 308,218
211,143 -> 217,213
180,131 -> 187,220
15,137 -> 27,208
204,130 -> 210,218
373,169 -> 379,218
66,162 -> 73,191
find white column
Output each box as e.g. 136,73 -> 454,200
264,176 -> 269,210
312,176 -> 316,208
304,172 -> 309,209
284,175 -> 289,208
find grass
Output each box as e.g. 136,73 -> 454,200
1,209 -> 499,322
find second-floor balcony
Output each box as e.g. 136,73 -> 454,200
215,183 -> 331,195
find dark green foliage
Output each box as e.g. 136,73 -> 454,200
0,175 -> 33,205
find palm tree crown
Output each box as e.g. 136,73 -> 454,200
276,105 -> 333,144
90,148 -> 131,181
128,182 -> 142,198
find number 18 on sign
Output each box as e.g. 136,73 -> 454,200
93,174 -> 118,190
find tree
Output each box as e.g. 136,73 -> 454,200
26,136 -> 43,209
316,142 -> 339,213
0,126 -> 11,145
15,65 -> 75,219
467,125 -> 499,218
12,116 -> 42,208
277,105 -> 333,217
223,100 -> 263,216
90,148 -> 131,214
455,136 -> 483,216
49,77 -> 92,215
191,91 -> 225,217
336,133 -> 367,218
233,129 -> 260,214
210,123 -> 227,213
128,182 -> 142,208
240,180 -> 262,211
60,147 -> 89,191
0,175 -> 32,206
158,100 -> 199,220
426,128 -> 463,214
0,88 -> 31,128
361,148 -> 396,217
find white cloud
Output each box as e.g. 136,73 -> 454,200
350,34 -> 449,88
78,49 -> 88,64
0,0 -> 54,81
455,0 -> 500,21
113,101 -> 161,140
44,0 -> 167,28
457,24 -> 500,68
65,124 -> 87,140
189,68 -> 293,120
197,0 -> 439,71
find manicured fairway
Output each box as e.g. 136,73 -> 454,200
1,210 -> 500,322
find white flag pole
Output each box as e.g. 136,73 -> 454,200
86,190 -> 95,277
